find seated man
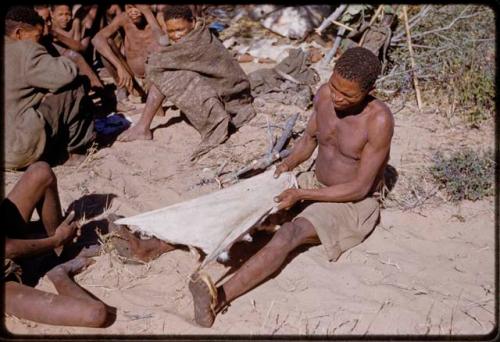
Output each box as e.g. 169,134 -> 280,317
91,4 -> 165,105
187,47 -> 394,327
4,6 -> 95,169
118,6 -> 256,161
3,162 -> 112,327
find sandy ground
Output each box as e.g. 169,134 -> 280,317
3,60 -> 496,337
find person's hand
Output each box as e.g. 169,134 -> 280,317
117,65 -> 134,93
53,211 -> 78,246
274,189 -> 302,210
274,161 -> 291,179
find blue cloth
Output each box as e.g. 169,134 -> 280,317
94,113 -> 131,136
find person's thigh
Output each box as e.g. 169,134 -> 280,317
5,162 -> 54,223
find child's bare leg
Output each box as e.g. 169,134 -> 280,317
7,162 -> 62,237
5,258 -> 109,327
117,84 -> 165,142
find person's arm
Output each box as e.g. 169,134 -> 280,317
135,4 -> 169,46
5,212 -> 78,259
91,13 -> 134,91
276,108 -> 394,209
51,26 -> 86,52
25,43 -> 78,91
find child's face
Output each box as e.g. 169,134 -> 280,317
328,72 -> 368,111
125,5 -> 143,24
165,18 -> 194,43
51,5 -> 71,29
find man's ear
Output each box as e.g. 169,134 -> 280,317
14,27 -> 23,40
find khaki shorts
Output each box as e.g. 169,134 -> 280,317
294,171 -> 380,262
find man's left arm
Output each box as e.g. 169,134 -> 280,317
277,110 -> 394,210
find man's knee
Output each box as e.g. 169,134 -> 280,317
272,220 -> 317,248
25,162 -> 56,188
81,302 -> 109,328
272,222 -> 305,249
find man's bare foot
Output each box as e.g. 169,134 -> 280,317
189,272 -> 218,327
117,126 -> 153,142
46,257 -> 94,281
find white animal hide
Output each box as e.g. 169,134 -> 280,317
115,169 -> 297,268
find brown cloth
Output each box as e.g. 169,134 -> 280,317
249,48 -> 320,109
294,171 -> 380,262
145,23 -> 256,156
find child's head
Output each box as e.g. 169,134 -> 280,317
6,6 -> 45,43
34,4 -> 50,22
163,6 -> 194,44
329,47 -> 381,111
50,4 -> 71,29
125,5 -> 143,25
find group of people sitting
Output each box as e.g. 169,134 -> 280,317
5,4 -> 255,170
3,4 -> 394,330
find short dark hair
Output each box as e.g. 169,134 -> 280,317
163,5 -> 193,22
50,4 -> 70,12
334,47 -> 381,92
5,6 -> 44,35
33,4 -> 49,10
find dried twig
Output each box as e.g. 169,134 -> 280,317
221,113 -> 299,183
322,27 -> 346,66
315,5 -> 347,35
403,5 -> 423,111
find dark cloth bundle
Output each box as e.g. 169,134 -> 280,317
145,23 -> 255,156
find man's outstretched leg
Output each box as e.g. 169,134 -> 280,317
5,257 -> 112,327
189,218 -> 319,327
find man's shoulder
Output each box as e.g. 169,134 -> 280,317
366,98 -> 394,135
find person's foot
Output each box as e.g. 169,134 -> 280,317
117,125 -> 153,142
107,218 -> 175,262
189,272 -> 218,328
47,257 -> 95,281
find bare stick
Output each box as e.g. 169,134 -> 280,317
391,5 -> 432,42
322,27 -> 346,66
221,113 -> 299,183
272,112 -> 299,154
403,5 -> 423,111
315,5 -> 347,35
330,20 -> 355,32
